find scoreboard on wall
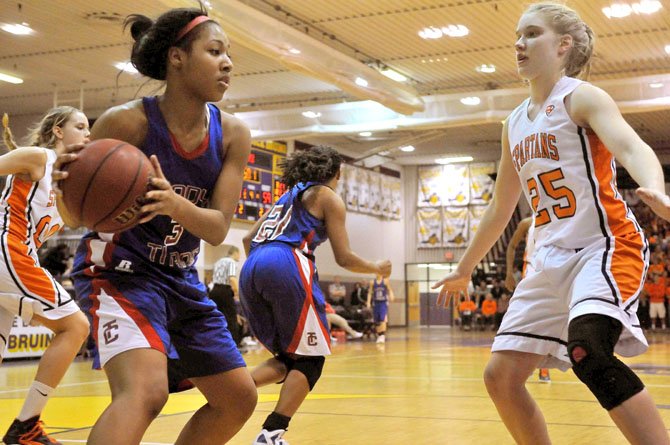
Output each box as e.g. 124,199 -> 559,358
234,140 -> 288,221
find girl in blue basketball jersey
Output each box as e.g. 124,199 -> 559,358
52,6 -> 256,445
240,145 -> 392,445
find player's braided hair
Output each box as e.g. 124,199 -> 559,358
281,145 -> 343,188
124,3 -> 216,81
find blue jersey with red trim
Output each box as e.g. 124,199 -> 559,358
72,96 -> 225,277
249,182 -> 327,259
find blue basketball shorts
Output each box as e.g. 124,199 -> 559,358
74,268 -> 245,377
373,301 -> 388,323
240,243 -> 331,356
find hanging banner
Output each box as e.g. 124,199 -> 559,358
417,208 -> 442,248
443,164 -> 470,206
468,205 -> 488,240
443,207 -> 469,248
417,166 -> 444,207
469,162 -> 496,205
342,164 -> 359,211
368,171 -> 382,215
357,168 -> 371,214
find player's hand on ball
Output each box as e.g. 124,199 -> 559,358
636,187 -> 670,222
139,155 -> 177,223
432,268 -> 471,309
51,143 -> 86,196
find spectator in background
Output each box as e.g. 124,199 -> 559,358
458,297 -> 477,331
327,275 -> 347,311
495,290 -> 510,330
42,243 -> 71,282
210,246 -> 243,346
638,290 -> 651,330
646,272 -> 666,330
325,303 -> 363,341
350,281 -> 368,307
480,293 -> 497,331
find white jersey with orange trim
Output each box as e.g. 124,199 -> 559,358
0,148 -> 72,315
507,76 -> 643,251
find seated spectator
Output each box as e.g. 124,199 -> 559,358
458,297 -> 477,331
645,272 -> 666,329
480,293 -> 497,331
350,281 -> 368,307
327,275 -> 347,311
638,290 -> 651,330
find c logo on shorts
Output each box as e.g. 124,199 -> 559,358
103,319 -> 120,344
307,332 -> 318,346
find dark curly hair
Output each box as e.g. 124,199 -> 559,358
281,145 -> 343,188
124,4 -> 219,80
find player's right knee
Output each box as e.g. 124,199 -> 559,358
292,356 -> 325,390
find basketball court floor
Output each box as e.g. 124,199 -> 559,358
2,327 -> 670,444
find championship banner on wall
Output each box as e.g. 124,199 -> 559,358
469,162 -> 496,205
381,174 -> 393,217
342,163 -> 359,211
357,167 -> 371,214
417,208 -> 442,248
443,164 -> 470,206
417,166 -> 443,207
368,171 -> 382,215
443,207 -> 469,248
468,205 -> 488,241
3,317 -> 54,359
390,176 -> 402,219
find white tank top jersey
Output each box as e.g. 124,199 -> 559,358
0,148 -> 64,260
507,76 -> 643,250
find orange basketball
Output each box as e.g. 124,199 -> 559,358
60,139 -> 155,233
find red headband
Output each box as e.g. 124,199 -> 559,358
176,15 -> 211,41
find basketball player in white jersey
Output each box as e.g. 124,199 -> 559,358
0,109 -> 90,445
433,3 -> 670,444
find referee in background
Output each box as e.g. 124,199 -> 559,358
209,246 -> 243,346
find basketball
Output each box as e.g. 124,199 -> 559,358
60,139 -> 155,233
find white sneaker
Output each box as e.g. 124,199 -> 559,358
376,334 -> 385,344
253,428 -> 289,445
350,331 -> 364,339
330,335 -> 338,343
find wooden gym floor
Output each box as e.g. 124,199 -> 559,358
2,327 -> 670,444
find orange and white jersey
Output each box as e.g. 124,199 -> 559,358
507,76 -> 643,251
0,148 -> 68,309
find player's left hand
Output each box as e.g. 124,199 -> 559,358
432,268 -> 471,309
636,187 -> 670,222
139,155 -> 178,223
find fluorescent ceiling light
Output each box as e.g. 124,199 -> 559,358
301,111 -> 321,118
359,131 -> 372,137
288,48 -> 301,54
442,24 -> 469,37
475,64 -> 496,73
1,23 -> 34,35
399,145 -> 415,152
460,96 -> 481,106
633,0 -> 662,14
649,82 -> 664,88
603,3 -> 633,18
418,27 -> 443,39
436,156 -> 474,164
378,150 -> 391,156
0,72 -> 23,84
114,62 -> 138,74
355,77 -> 368,87
665,44 -> 670,54
381,68 -> 407,82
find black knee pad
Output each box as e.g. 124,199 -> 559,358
273,353 -> 296,384
292,356 -> 325,390
568,314 -> 644,410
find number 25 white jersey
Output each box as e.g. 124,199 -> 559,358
507,76 -> 643,251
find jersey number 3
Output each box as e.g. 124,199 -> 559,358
526,168 -> 576,227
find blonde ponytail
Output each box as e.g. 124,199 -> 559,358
2,113 -> 18,151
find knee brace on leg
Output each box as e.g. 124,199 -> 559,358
568,314 -> 644,410
274,353 -> 296,384
292,356 -> 325,390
